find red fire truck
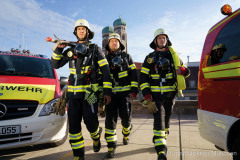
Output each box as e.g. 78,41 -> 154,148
198,5 -> 240,160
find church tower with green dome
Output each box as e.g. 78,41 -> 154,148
102,17 -> 127,54
102,26 -> 114,54
113,17 -> 127,53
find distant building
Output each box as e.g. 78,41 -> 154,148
179,62 -> 200,100
102,17 -> 127,54
102,26 -> 114,54
134,62 -> 142,86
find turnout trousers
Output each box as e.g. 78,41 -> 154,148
153,96 -> 175,154
105,95 -> 132,148
67,98 -> 100,157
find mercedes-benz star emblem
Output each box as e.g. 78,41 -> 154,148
0,103 -> 7,118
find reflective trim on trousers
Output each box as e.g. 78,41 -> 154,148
122,126 -> 131,134
106,135 -> 117,142
105,128 -> 116,135
71,140 -> 84,149
154,138 -> 167,146
91,127 -> 100,139
69,132 -> 83,140
154,130 -> 165,137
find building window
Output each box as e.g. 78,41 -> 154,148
190,96 -> 198,100
178,97 -> 185,100
189,80 -> 195,88
122,34 -> 125,40
103,40 -> 108,49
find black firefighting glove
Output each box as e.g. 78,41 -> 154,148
53,88 -> 68,116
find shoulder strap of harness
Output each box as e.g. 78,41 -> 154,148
78,43 -> 98,82
120,52 -> 130,70
82,43 -> 96,67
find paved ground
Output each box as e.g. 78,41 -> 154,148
0,114 -> 233,160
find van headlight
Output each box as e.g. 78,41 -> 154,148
39,98 -> 59,116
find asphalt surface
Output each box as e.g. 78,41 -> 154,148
0,113 -> 233,160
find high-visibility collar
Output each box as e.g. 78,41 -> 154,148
168,46 -> 186,91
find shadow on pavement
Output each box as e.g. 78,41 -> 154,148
111,146 -> 156,159
28,145 -> 110,160
0,143 -> 54,160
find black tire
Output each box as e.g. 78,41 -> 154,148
232,135 -> 240,160
214,145 -> 224,151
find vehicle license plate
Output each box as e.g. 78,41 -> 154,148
0,125 -> 21,135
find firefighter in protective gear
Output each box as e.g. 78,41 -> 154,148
104,33 -> 138,158
140,28 -> 190,160
51,19 -> 112,160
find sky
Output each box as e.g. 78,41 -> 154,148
0,0 -> 239,77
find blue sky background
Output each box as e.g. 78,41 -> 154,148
0,0 -> 239,77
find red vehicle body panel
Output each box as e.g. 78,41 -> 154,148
0,54 -> 61,100
198,9 -> 240,118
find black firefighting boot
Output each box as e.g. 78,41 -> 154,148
73,156 -> 85,160
165,128 -> 169,139
123,137 -> 129,145
106,147 -> 116,158
122,124 -> 133,145
158,151 -> 167,160
93,127 -> 102,152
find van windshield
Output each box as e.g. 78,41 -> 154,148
208,14 -> 240,65
0,54 -> 54,78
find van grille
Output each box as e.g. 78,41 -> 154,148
0,100 -> 38,120
0,132 -> 32,145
